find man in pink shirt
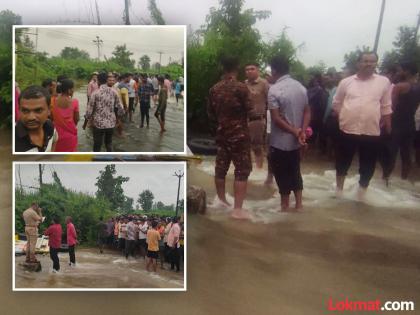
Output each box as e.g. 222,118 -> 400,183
44,216 -> 63,273
167,217 -> 181,272
333,52 -> 392,199
66,216 -> 77,267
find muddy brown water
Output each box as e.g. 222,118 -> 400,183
3,129 -> 420,314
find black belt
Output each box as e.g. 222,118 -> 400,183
249,116 -> 265,122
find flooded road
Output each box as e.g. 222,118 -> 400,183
15,248 -> 184,289
73,86 -> 185,153
2,127 -> 420,314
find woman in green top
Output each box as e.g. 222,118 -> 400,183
155,76 -> 168,133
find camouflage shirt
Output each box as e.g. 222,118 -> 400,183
207,76 -> 254,142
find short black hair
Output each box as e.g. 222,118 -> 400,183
357,51 -> 379,62
53,215 -> 60,224
400,60 -> 418,75
245,62 -> 260,68
152,221 -> 158,228
60,79 -> 74,94
221,56 -> 239,73
41,78 -> 55,89
18,85 -> 50,108
158,76 -> 165,84
270,55 -> 289,75
97,72 -> 108,85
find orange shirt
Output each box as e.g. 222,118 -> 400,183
146,229 -> 161,252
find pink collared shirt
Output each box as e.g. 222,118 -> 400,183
67,222 -> 77,246
167,223 -> 180,248
332,74 -> 392,136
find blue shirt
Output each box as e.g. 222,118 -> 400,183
268,74 -> 308,151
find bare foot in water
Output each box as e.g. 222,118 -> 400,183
357,187 -> 367,202
230,208 -> 250,220
281,207 -> 297,213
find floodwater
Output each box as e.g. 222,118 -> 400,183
14,248 -> 184,289
2,126 -> 420,313
73,85 -> 185,152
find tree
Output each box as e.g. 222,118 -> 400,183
121,196 -> 134,214
138,54 -> 151,70
155,201 -> 165,210
60,47 -> 90,60
380,26 -> 420,72
152,62 -> 161,71
187,0 -> 270,131
343,45 -> 370,74
0,10 -> 22,126
137,189 -> 154,211
95,165 -> 129,211
0,10 -> 22,43
148,0 -> 165,25
110,44 -> 135,69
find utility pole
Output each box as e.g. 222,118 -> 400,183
414,11 -> 420,44
33,28 -> 39,82
95,0 -> 102,25
93,36 -> 103,61
173,170 -> 184,217
124,0 -> 130,25
373,0 -> 386,53
157,51 -> 163,74
38,164 -> 43,188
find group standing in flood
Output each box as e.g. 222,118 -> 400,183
208,52 -> 420,218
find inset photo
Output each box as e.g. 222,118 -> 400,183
13,25 -> 186,154
13,162 -> 186,291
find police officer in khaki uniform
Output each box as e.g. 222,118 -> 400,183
22,203 -> 43,263
245,63 -> 270,169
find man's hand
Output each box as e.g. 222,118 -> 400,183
298,130 -> 307,146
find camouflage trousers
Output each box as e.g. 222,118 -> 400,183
215,139 -> 252,181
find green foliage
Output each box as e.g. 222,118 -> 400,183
137,189 -> 154,211
15,184 -> 114,244
60,47 -> 90,60
0,10 -> 21,127
95,165 -> 129,212
148,0 -> 166,25
139,54 -> 151,70
343,45 -> 371,74
110,44 -> 135,69
380,26 -> 420,72
187,0 -> 270,131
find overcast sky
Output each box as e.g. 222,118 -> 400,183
21,26 -> 184,65
16,163 -> 185,205
4,0 -> 420,68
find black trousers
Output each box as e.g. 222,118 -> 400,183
93,127 -> 113,152
125,240 -> 135,258
68,245 -> 76,264
129,97 -> 135,112
50,247 -> 60,271
335,131 -> 380,188
170,247 -> 180,271
269,147 -> 303,195
140,101 -> 150,126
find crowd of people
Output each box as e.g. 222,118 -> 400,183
97,215 -> 184,273
208,52 -> 420,219
22,203 -> 184,274
14,72 -> 184,152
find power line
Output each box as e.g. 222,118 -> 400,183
93,35 -> 104,60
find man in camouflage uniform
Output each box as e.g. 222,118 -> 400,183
207,56 -> 255,219
245,62 -> 270,169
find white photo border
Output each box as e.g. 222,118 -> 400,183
12,161 -> 187,291
12,25 -> 187,156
